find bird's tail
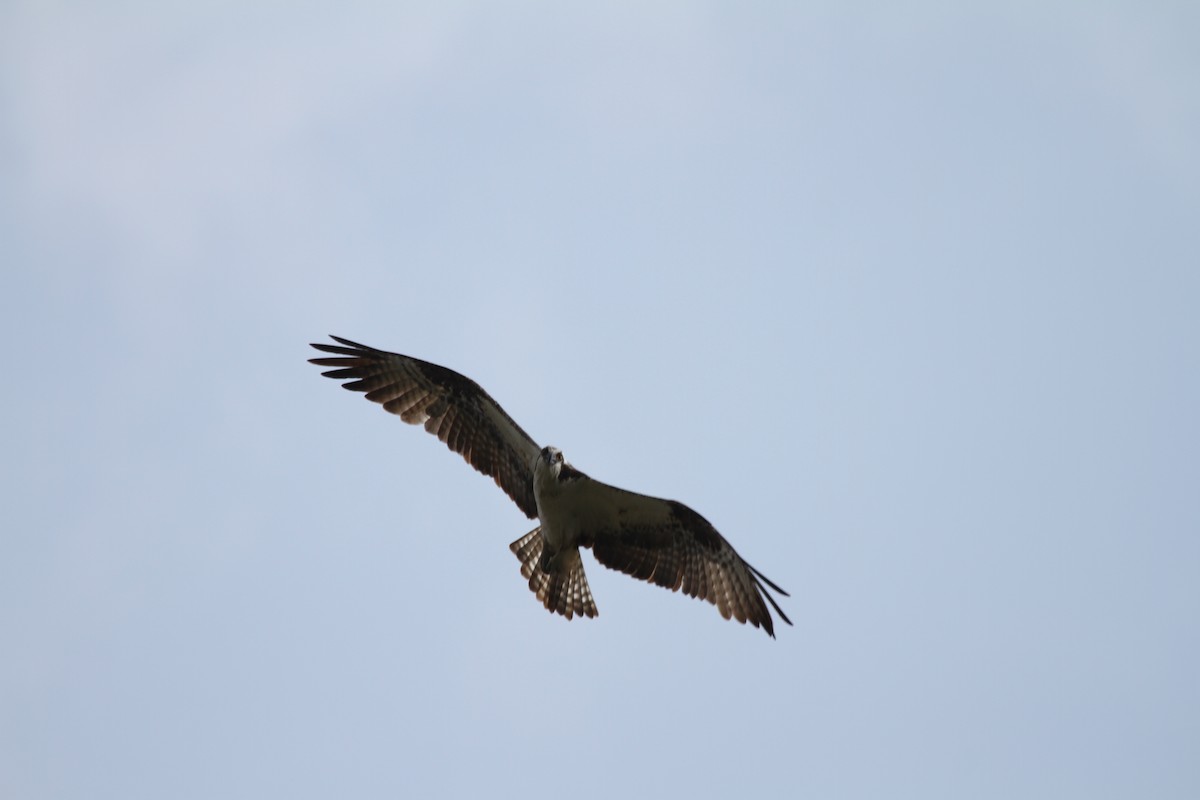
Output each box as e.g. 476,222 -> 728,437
509,528 -> 598,620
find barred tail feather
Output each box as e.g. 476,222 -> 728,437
508,528 -> 598,620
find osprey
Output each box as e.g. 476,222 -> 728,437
309,336 -> 792,637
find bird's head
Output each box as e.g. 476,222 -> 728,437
540,445 -> 565,471
537,445 -> 585,485
536,445 -> 574,485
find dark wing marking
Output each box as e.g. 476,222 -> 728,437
309,336 -> 541,518
582,484 -> 791,637
558,462 -> 588,482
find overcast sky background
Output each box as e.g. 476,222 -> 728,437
3,3 -> 1198,798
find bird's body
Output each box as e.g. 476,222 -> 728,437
309,336 -> 791,637
533,447 -> 584,559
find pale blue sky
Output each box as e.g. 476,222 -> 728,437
3,3 -> 1198,798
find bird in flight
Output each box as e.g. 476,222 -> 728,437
309,336 -> 792,637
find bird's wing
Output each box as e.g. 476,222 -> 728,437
309,336 -> 541,518
575,480 -> 791,637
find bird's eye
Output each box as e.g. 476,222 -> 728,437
555,452 -> 563,463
